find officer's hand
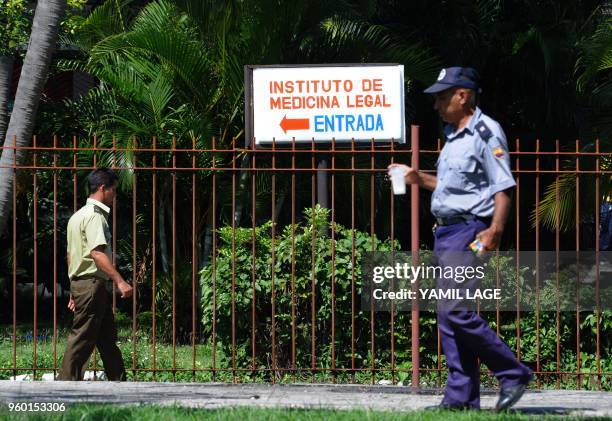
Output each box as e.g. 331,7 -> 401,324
476,226 -> 503,251
67,296 -> 75,312
117,280 -> 133,299
387,163 -> 419,184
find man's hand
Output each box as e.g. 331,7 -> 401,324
476,224 -> 503,251
90,246 -> 133,298
117,279 -> 133,298
387,163 -> 437,191
477,190 -> 512,251
387,163 -> 419,184
67,295 -> 75,312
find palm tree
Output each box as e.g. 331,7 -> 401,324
0,56 -> 14,147
0,0 -> 32,151
0,0 -> 66,237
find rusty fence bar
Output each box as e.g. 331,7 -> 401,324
0,134 -> 610,389
410,126 -> 420,390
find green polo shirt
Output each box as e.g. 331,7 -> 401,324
67,198 -> 112,280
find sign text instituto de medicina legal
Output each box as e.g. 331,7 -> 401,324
245,64 -> 405,145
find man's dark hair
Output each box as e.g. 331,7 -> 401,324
88,168 -> 119,194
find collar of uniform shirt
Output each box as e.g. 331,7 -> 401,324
444,106 -> 483,141
86,198 -> 111,216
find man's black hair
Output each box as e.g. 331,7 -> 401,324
88,168 -> 119,194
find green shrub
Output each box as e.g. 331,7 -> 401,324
199,205 -> 404,377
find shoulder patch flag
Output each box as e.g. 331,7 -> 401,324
493,147 -> 505,159
475,121 -> 492,141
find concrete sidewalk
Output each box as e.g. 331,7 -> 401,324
0,381 -> 610,417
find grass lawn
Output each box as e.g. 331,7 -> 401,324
0,323 -> 608,388
0,324 -> 445,384
0,405 -> 606,421
0,324 -> 222,382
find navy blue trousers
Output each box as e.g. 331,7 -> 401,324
434,218 -> 532,408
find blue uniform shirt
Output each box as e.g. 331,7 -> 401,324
431,107 -> 516,218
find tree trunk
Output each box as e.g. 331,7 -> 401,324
233,153 -> 251,226
0,0 -> 66,237
0,56 -> 14,148
317,155 -> 329,209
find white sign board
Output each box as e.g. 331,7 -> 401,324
245,64 -> 405,145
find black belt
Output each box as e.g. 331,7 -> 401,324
435,214 -> 486,226
71,275 -> 106,282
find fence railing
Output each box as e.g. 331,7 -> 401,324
0,129 -> 610,389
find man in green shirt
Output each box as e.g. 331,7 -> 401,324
58,168 -> 133,381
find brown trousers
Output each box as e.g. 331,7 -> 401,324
58,277 -> 126,381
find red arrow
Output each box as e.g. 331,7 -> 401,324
280,115 -> 310,133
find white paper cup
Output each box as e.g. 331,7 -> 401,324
389,167 -> 406,195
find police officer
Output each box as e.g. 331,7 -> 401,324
388,67 -> 532,411
58,168 -> 133,381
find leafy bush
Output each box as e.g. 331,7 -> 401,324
200,205 -> 403,377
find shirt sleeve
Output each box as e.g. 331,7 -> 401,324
480,129 -> 516,195
84,213 -> 108,253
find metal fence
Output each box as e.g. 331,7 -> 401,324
0,128 -> 610,389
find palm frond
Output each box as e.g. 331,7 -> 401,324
171,0 -> 240,44
122,27 -> 217,110
60,0 -> 132,51
319,17 -> 441,84
576,17 -> 612,91
532,173 -> 578,232
533,170 -> 612,232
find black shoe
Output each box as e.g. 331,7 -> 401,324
425,402 -> 475,411
495,377 -> 532,412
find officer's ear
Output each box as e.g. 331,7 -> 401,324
457,89 -> 468,105
459,89 -> 477,109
